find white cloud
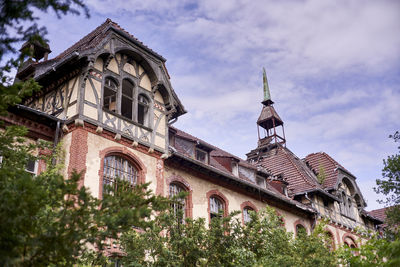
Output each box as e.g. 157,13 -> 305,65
36,0 -> 400,211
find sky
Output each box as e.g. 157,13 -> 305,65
33,0 -> 399,210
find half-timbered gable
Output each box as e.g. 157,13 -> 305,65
21,19 -> 185,154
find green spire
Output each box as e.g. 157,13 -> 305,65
263,67 -> 271,102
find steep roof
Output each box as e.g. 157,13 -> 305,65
168,127 -> 315,214
368,207 -> 388,222
257,145 -> 323,197
304,152 -> 353,189
171,127 -> 270,181
45,18 -> 164,66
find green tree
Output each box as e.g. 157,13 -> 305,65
0,2 -> 171,266
375,131 -> 400,228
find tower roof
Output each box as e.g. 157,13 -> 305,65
257,105 -> 283,129
262,67 -> 274,105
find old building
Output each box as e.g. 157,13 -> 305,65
6,19 -> 382,250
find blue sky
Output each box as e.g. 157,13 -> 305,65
35,0 -> 399,210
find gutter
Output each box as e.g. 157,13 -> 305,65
34,51 -> 80,81
14,105 -> 65,163
294,188 -> 340,202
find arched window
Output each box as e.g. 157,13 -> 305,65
138,94 -> 149,126
102,155 -> 138,194
348,197 -> 353,217
169,182 -> 187,223
341,192 -> 348,216
326,231 -> 335,251
295,224 -> 307,237
243,207 -> 254,224
121,79 -> 134,120
210,196 -> 224,220
103,78 -> 118,112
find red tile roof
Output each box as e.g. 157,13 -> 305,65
258,146 -> 322,196
368,207 -> 388,222
304,152 -> 353,189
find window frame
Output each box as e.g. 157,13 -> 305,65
195,148 -> 208,163
206,190 -> 229,223
98,147 -> 146,200
169,182 -> 188,223
102,154 -> 139,195
102,73 -> 153,130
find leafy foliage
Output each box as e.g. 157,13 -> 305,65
119,206 -> 337,267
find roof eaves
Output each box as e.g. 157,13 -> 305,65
294,188 -> 340,202
169,151 -> 316,215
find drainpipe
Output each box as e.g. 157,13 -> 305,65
52,120 -> 61,165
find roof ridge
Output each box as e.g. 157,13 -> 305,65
53,18 -> 112,60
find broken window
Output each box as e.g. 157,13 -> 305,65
103,78 -> 118,113
195,148 -> 208,163
121,79 -> 134,120
210,196 -> 224,219
138,94 -> 149,126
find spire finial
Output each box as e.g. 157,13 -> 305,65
263,67 -> 271,102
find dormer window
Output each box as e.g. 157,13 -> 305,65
256,176 -> 266,188
195,148 -> 208,163
232,161 -> 239,176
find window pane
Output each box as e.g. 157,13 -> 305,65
103,83 -> 117,112
122,79 -> 133,98
121,96 -> 133,120
103,155 -> 138,194
138,95 -> 149,126
243,207 -> 253,224
210,196 -> 223,218
169,183 -> 186,222
196,149 -> 207,163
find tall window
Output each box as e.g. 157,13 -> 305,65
243,207 -> 254,224
103,155 -> 138,194
169,183 -> 186,223
121,79 -> 134,120
103,78 -> 118,112
210,196 -> 224,219
138,94 -> 149,126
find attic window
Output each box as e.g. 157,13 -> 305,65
232,161 -> 239,176
256,176 -> 266,188
195,148 -> 208,163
